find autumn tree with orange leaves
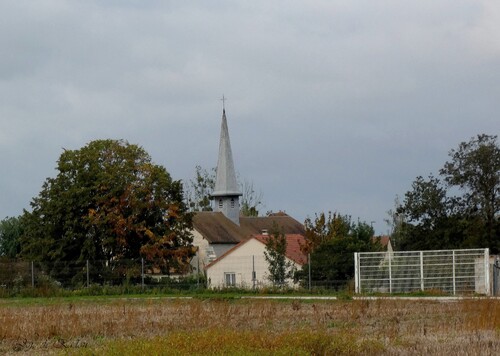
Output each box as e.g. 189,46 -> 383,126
20,140 -> 194,283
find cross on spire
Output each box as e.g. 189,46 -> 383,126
221,95 -> 227,111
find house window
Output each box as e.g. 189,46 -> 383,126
224,272 -> 236,287
230,198 -> 235,208
219,199 -> 223,208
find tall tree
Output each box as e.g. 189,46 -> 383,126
301,212 -> 351,255
0,216 -> 24,259
440,134 -> 500,248
264,224 -> 295,287
239,178 -> 263,217
396,175 -> 467,250
185,165 -> 216,212
20,140 -> 194,281
397,134 -> 499,252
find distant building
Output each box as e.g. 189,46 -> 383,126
373,235 -> 393,252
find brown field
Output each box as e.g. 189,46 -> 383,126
0,297 -> 499,355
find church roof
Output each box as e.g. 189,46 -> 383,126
212,109 -> 241,197
193,212 -> 252,244
193,211 -> 305,244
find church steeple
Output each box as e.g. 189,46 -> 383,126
211,104 -> 242,225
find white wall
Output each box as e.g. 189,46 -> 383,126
206,238 -> 301,289
190,230 -> 214,273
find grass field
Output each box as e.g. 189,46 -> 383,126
1,296 -> 499,355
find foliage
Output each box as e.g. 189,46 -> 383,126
0,216 -> 23,258
440,134 -> 500,248
299,213 -> 381,282
264,224 -> 295,287
185,165 -> 215,212
397,134 -> 500,252
20,140 -> 194,283
301,211 -> 351,255
239,178 -> 263,217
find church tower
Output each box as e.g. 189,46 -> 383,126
211,106 -> 242,225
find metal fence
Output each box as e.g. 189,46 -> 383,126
354,248 -> 490,295
0,259 -> 204,292
0,257 -> 350,293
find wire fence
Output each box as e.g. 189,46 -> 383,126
0,258 -> 350,294
354,248 -> 491,295
0,259 -> 205,292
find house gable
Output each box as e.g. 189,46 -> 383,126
205,234 -> 307,289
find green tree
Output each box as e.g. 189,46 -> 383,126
301,212 -> 351,255
397,134 -> 499,252
20,140 -> 194,282
396,176 -> 468,250
298,213 -> 381,283
185,165 -> 216,212
0,216 -> 24,259
239,178 -> 263,217
264,224 -> 295,287
440,134 -> 500,249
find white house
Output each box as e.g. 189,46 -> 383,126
205,233 -> 307,289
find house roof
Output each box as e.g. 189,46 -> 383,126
193,211 -> 305,244
205,233 -> 307,269
373,235 -> 391,248
254,234 -> 308,265
240,215 -> 305,235
193,212 -> 251,244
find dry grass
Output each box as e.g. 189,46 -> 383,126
0,297 -> 499,355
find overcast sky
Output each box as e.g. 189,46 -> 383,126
1,1 -> 499,234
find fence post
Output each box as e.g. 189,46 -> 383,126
141,258 -> 145,291
452,250 -> 456,295
86,260 -> 90,288
420,251 -> 424,292
354,253 -> 359,294
388,252 -> 392,294
252,255 -> 256,290
484,248 -> 490,296
31,261 -> 34,288
494,257 -> 499,296
197,255 -> 200,289
308,253 -> 311,292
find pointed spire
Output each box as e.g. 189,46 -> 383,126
212,108 -> 241,197
211,103 -> 242,225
